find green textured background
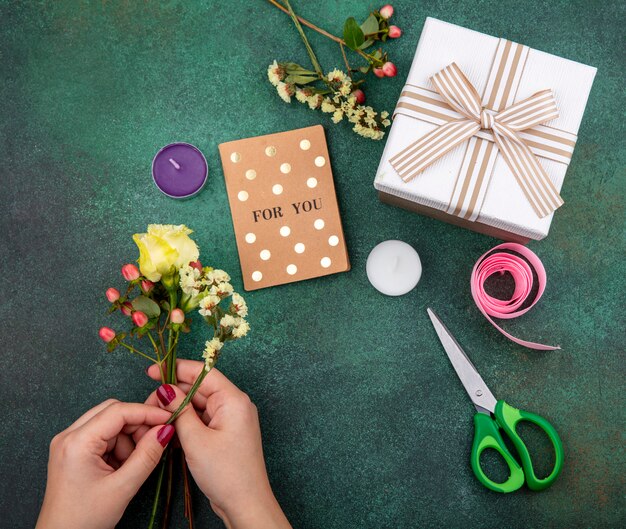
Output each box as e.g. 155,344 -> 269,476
0,1 -> 624,527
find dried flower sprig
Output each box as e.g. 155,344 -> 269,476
266,0 -> 403,140
268,63 -> 390,139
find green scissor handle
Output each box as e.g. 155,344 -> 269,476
470,400 -> 564,493
470,411 -> 525,493
494,400 -> 564,491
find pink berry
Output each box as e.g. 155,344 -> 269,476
132,311 -> 149,327
352,89 -> 366,104
105,288 -> 120,302
99,327 -> 116,343
388,25 -> 402,38
379,4 -> 394,19
373,67 -> 385,78
382,61 -> 397,77
141,280 -> 155,293
121,263 -> 140,281
170,308 -> 185,324
120,302 -> 133,316
189,260 -> 203,272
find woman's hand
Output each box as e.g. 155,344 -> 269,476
146,360 -> 291,529
36,400 -> 174,529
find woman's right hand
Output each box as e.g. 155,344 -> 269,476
146,360 -> 291,529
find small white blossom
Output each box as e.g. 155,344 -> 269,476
327,69 -> 346,83
231,293 -> 248,317
332,109 -> 344,123
202,338 -> 224,369
267,60 -> 285,86
232,318 -> 250,338
198,295 -> 220,317
179,264 -> 201,295
220,314 -> 237,328
211,269 -> 230,284
276,82 -> 294,103
215,282 -> 234,297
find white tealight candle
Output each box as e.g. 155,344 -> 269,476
366,240 -> 422,296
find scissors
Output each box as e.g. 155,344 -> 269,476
427,308 -> 564,493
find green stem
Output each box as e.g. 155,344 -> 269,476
282,0 -> 324,79
119,342 -> 157,363
166,292 -> 178,384
166,368 -> 210,424
147,453 -> 167,529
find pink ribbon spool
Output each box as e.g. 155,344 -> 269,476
470,243 -> 559,350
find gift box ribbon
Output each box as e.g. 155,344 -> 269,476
390,39 -> 577,220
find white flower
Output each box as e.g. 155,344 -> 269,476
179,264 -> 201,295
202,338 -> 224,369
231,293 -> 248,317
232,318 -> 250,338
267,60 -> 284,86
276,82 -> 294,103
339,82 -> 352,96
307,94 -> 323,109
199,295 -> 220,317
327,69 -> 346,83
215,282 -> 233,297
295,89 -> 308,103
220,314 -> 237,328
211,269 -> 230,284
332,109 -> 344,123
321,98 -> 335,113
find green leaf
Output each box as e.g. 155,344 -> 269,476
360,14 -> 379,36
343,17 -> 365,51
284,73 -> 318,85
359,39 -> 375,50
132,296 -> 161,318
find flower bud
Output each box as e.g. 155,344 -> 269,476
170,308 -> 185,324
141,280 -> 155,293
105,288 -> 120,303
131,311 -> 149,327
121,263 -> 140,281
373,67 -> 385,78
120,302 -> 133,316
189,260 -> 203,272
382,61 -> 397,77
99,327 -> 116,343
388,25 -> 402,38
352,89 -> 366,104
379,4 -> 394,19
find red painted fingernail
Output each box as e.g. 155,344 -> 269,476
157,384 -> 176,406
157,425 -> 175,447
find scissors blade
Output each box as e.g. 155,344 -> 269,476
427,308 -> 497,415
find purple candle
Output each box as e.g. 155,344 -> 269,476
152,143 -> 208,199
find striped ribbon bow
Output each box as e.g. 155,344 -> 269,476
390,63 -> 564,218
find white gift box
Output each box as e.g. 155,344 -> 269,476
374,17 -> 596,242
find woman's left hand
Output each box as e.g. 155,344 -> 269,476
36,399 -> 174,529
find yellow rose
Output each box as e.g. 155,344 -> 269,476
133,224 -> 199,282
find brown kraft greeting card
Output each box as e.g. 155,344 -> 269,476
219,125 -> 350,291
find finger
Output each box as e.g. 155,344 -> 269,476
78,402 -> 171,442
145,385 -> 207,413
132,425 -> 150,444
65,399 -> 119,433
110,423 -> 174,495
154,384 -> 207,448
148,361 -> 240,398
114,433 -> 135,463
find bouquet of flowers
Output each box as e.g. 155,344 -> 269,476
99,224 -> 249,528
